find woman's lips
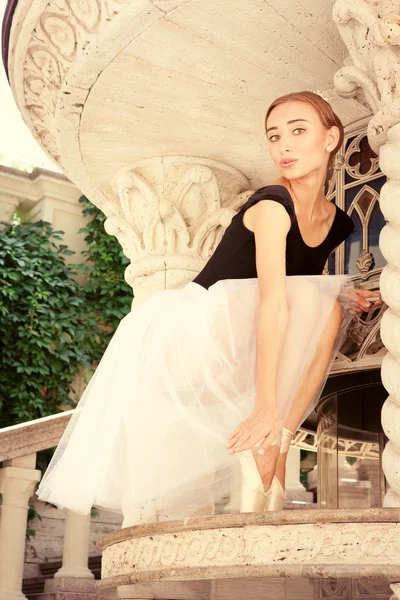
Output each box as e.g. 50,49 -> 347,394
280,159 -> 298,168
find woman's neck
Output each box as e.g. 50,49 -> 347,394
273,175 -> 328,220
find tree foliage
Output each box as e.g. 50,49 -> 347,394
0,197 -> 132,427
77,196 -> 132,331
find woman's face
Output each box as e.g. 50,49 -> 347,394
266,100 -> 338,181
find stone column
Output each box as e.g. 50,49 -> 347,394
54,510 -> 94,579
0,454 -> 41,600
107,156 -> 251,302
333,0 -> 400,508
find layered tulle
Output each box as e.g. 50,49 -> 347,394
37,275 -> 353,522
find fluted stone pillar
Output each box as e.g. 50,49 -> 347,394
107,157 -> 251,303
0,454 -> 41,600
333,0 -> 400,508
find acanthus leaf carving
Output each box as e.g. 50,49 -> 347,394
106,158 -> 251,295
11,0 -> 134,166
112,159 -> 250,266
333,0 -> 400,152
356,249 -> 375,277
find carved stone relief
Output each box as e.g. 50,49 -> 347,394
314,577 -> 393,599
18,0 -> 134,166
108,156 -> 251,300
101,522 -> 400,581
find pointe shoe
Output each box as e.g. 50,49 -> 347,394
238,432 -> 283,513
264,427 -> 294,512
238,449 -> 268,512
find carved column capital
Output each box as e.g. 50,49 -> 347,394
333,0 -> 400,153
107,156 -> 251,302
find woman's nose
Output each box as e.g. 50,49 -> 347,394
280,144 -> 292,154
279,137 -> 293,154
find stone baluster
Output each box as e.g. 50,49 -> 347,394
333,0 -> 400,507
0,454 -> 41,600
42,510 -> 95,599
54,510 -> 94,579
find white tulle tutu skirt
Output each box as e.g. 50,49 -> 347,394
37,275 -> 353,522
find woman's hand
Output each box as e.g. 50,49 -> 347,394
339,288 -> 384,317
226,409 -> 279,455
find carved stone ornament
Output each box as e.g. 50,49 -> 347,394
356,249 -> 374,277
107,157 -> 251,300
333,0 -> 400,154
314,577 -> 394,599
10,0 -> 154,169
97,510 -> 400,590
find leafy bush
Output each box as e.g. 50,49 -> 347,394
77,196 -> 132,333
0,197 -> 132,427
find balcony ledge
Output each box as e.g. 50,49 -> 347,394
97,508 -> 400,591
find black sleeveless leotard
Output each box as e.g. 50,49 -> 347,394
193,185 -> 354,289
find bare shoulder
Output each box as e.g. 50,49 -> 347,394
243,198 -> 291,235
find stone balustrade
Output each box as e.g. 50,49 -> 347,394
0,414 -> 94,600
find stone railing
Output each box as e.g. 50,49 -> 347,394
0,412 -> 95,600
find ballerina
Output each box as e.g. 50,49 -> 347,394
37,91 -> 382,523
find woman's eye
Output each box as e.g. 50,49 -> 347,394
268,135 -> 279,142
293,128 -> 305,135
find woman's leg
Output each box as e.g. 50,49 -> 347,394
273,299 -> 343,487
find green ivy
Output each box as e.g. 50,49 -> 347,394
77,195 -> 133,334
0,197 -> 132,428
0,198 -> 133,537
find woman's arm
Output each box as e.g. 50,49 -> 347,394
227,200 -> 291,455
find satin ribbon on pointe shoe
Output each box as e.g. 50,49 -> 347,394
263,426 -> 294,511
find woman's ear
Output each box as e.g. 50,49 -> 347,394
328,125 -> 340,151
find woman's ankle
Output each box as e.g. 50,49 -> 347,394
274,452 -> 288,488
252,446 -> 280,488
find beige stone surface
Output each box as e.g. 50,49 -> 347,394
107,577 -> 395,600
0,412 -> 73,462
44,579 -> 96,594
108,156 -> 250,298
98,509 -> 400,590
0,166 -> 86,261
6,0 -> 369,259
54,511 -> 94,580
0,456 -> 42,600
